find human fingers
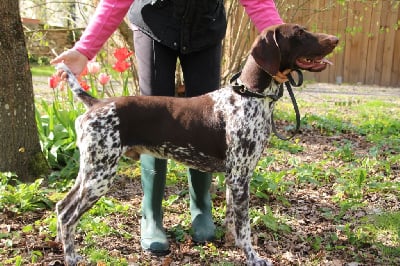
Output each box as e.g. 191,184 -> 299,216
50,49 -> 88,77
281,69 -> 292,75
273,72 -> 289,83
53,68 -> 68,81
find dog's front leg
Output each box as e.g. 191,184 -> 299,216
224,184 -> 236,244
228,175 -> 272,266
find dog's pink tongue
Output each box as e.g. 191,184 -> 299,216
322,58 -> 333,65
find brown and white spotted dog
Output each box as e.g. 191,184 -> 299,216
56,24 -> 338,266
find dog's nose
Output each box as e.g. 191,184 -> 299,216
328,35 -> 339,46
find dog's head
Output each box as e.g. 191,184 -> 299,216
251,23 -> 339,77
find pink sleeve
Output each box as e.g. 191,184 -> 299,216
74,0 -> 134,60
240,0 -> 283,32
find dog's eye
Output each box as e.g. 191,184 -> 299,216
297,28 -> 305,36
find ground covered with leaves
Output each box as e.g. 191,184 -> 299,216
1,82 -> 399,265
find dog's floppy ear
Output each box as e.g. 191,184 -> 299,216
251,27 -> 281,76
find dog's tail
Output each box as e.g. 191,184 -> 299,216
56,63 -> 99,108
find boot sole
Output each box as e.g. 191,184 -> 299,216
143,247 -> 171,256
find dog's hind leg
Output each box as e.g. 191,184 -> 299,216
55,172 -> 87,265
56,111 -> 123,265
56,145 -> 121,265
56,145 -> 122,265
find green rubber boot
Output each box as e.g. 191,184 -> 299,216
188,168 -> 216,243
140,154 -> 170,255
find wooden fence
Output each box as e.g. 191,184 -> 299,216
224,0 -> 400,87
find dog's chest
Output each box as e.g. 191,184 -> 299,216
211,87 -> 273,133
211,87 -> 273,155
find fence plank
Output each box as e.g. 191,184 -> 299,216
317,0 -> 330,83
342,1 -> 355,84
331,1 -> 345,84
364,1 -> 381,85
380,2 -> 398,86
391,7 -> 400,87
374,2 -> 387,85
357,1 -> 373,85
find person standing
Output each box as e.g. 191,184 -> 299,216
51,0 -> 283,255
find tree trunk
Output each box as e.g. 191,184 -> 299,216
0,0 -> 48,181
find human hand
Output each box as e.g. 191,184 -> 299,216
272,69 -> 291,83
50,49 -> 89,78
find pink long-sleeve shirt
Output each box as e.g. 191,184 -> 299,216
75,0 -> 283,60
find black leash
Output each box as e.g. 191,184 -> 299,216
271,69 -> 303,140
230,69 -> 303,140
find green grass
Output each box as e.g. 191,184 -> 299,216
337,211 -> 400,258
30,64 -> 55,76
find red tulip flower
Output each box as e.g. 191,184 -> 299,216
48,74 -> 60,89
112,60 -> 131,73
113,47 -> 134,61
79,80 -> 90,91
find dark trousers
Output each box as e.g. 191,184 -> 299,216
133,30 -> 222,97
133,31 -> 218,238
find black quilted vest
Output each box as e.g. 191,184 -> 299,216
128,0 -> 227,54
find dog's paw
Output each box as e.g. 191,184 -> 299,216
248,257 -> 273,266
65,254 -> 83,266
224,230 -> 236,246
